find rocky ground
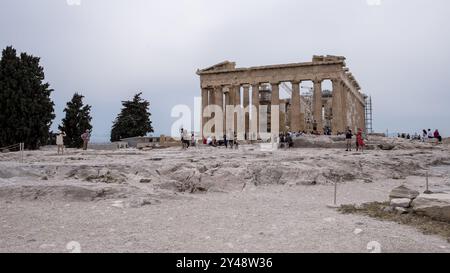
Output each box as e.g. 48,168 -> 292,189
0,136 -> 449,253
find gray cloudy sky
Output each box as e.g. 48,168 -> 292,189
1,0 -> 449,141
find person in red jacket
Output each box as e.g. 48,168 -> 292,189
356,128 -> 365,152
434,129 -> 442,144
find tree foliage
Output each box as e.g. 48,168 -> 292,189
111,92 -> 153,142
0,46 -> 55,149
59,93 -> 92,148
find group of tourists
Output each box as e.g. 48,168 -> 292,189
422,129 -> 442,144
180,126 -> 445,152
279,132 -> 294,148
397,129 -> 443,144
203,133 -> 239,149
345,127 -> 365,152
56,129 -> 91,155
180,128 -> 195,149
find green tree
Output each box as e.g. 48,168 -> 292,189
0,46 -> 55,149
59,93 -> 93,148
111,92 -> 153,142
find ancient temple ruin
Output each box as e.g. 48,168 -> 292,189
197,55 -> 366,139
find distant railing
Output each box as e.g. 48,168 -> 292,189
0,142 -> 24,163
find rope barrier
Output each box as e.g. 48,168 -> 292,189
0,143 -> 24,163
0,143 -> 21,150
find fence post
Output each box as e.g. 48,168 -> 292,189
20,143 -> 24,163
327,178 -> 340,208
424,170 -> 432,194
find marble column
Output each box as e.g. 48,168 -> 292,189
290,81 -> 301,132
341,84 -> 349,130
214,86 -> 224,138
313,80 -> 323,134
243,85 -> 250,139
224,90 -> 230,137
226,87 -> 236,137
208,89 -> 215,134
331,79 -> 343,134
270,82 -> 280,133
233,85 -> 240,135
251,83 -> 260,140
359,100 -> 366,132
201,88 -> 208,138
351,93 -> 356,132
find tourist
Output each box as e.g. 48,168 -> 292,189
207,136 -> 216,147
191,133 -> 195,147
56,131 -> 66,155
356,128 -> 365,152
180,128 -> 186,149
233,132 -> 238,149
345,127 -> 353,151
287,133 -> 294,148
229,132 -> 235,149
80,129 -> 91,150
183,129 -> 190,148
223,134 -> 228,148
422,129 -> 427,142
280,133 -> 286,148
434,129 -> 442,144
428,129 -> 433,139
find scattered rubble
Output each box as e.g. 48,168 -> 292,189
412,192 -> 450,222
389,185 -> 420,200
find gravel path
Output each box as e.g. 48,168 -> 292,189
1,181 -> 449,253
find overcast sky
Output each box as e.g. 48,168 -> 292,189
1,0 -> 449,141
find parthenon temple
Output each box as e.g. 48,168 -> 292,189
197,55 -> 366,139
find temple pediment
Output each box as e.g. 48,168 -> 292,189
197,61 -> 236,74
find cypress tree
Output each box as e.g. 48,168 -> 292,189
59,93 -> 93,148
0,46 -> 55,149
111,92 -> 153,142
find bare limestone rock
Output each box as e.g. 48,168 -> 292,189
395,207 -> 408,214
390,198 -> 412,208
411,192 -> 450,222
389,185 -> 419,200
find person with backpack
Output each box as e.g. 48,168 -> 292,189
345,127 -> 353,151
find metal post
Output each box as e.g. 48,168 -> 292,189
334,180 -> 337,205
424,171 -> 431,194
20,143 -> 24,163
327,179 -> 340,208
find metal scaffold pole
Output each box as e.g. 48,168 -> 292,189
365,96 -> 373,134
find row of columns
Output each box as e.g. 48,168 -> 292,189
201,79 -> 364,138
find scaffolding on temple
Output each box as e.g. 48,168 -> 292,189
365,95 -> 373,134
